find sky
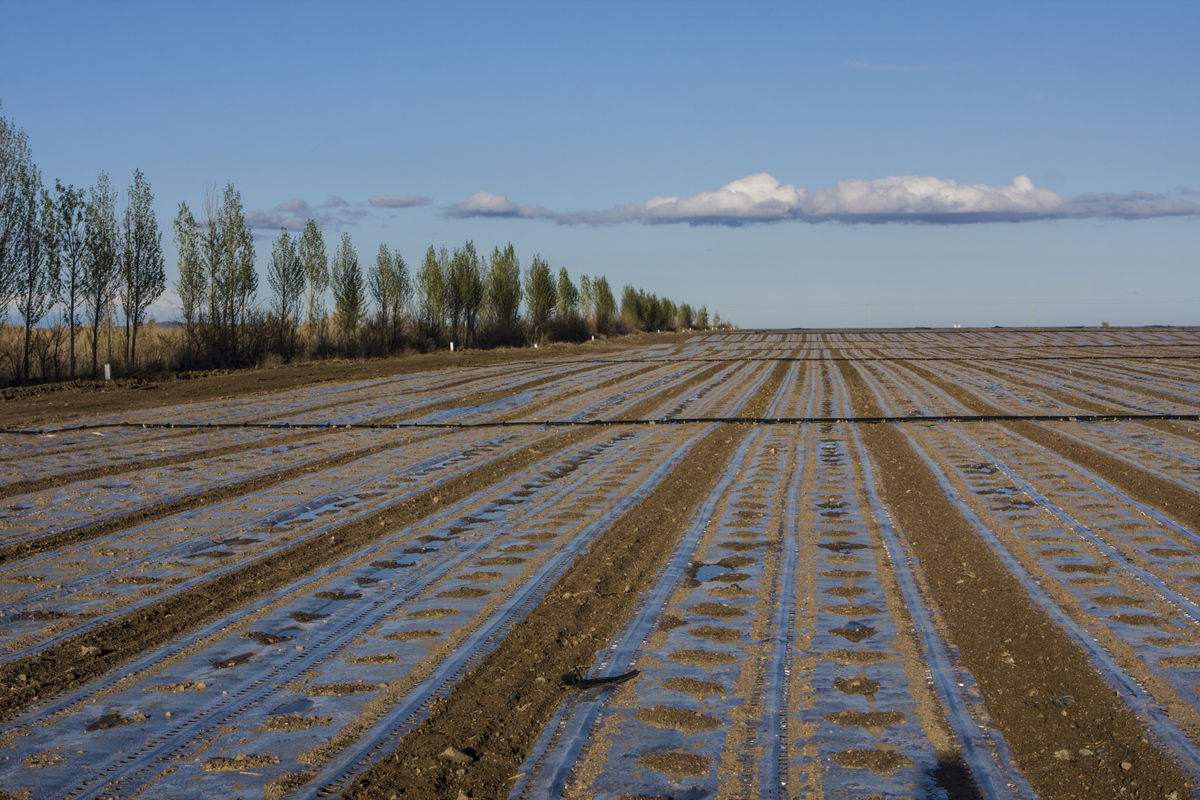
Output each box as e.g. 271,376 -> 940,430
2,1 -> 1198,328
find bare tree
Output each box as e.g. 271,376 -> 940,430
83,173 -> 120,377
119,169 -> 165,369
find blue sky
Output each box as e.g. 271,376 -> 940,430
3,1 -> 1198,327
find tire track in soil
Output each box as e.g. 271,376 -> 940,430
897,361 -> 1200,534
837,359 -> 1194,800
0,362 -> 666,565
0,363 -> 728,724
339,362 -> 791,800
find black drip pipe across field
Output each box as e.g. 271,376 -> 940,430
5,412 -> 1200,436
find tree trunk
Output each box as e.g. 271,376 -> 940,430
130,318 -> 139,371
90,318 -> 100,377
22,321 -> 32,384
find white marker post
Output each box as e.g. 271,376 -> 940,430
103,363 -> 112,381
450,341 -> 455,352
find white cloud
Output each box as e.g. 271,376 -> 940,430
445,172 -> 1200,226
447,191 -> 528,218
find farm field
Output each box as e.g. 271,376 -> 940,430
2,328 -> 1200,800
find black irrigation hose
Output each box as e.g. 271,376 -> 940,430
6,412 -> 1200,436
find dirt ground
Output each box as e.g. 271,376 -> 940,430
2,328 -> 1199,800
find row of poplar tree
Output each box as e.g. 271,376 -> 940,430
1,108 -> 725,385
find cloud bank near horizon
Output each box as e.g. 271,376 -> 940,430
246,193 -> 430,232
445,173 -> 1200,226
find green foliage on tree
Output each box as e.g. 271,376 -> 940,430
524,254 -> 555,339
13,164 -> 56,381
52,180 -> 85,377
174,201 -> 205,357
119,169 -> 166,369
268,227 -> 306,357
299,219 -> 328,344
485,242 -> 521,340
417,244 -> 445,338
555,267 -> 578,321
593,276 -> 617,334
83,172 -> 119,376
331,232 -> 365,345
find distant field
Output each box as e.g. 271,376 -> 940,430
2,328 -> 1200,800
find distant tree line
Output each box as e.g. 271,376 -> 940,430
0,106 -> 729,386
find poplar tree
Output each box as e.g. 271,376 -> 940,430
578,274 -> 594,329
444,245 -> 465,343
678,302 -> 694,330
53,181 -> 86,377
298,219 -> 328,344
368,244 -> 413,349
555,267 -> 579,321
83,173 -> 120,376
331,232 -> 365,345
14,167 -> 55,381
460,241 -> 484,345
119,169 -> 166,369
593,276 -> 616,333
386,249 -> 412,343
620,284 -> 641,331
416,244 -> 444,338
174,202 -> 205,357
268,227 -> 305,356
0,107 -> 33,325
524,255 -> 555,339
485,242 -> 521,338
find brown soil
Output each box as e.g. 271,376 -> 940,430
831,748 -> 911,775
262,713 -> 333,731
202,753 -> 280,771
635,705 -> 722,732
636,750 -> 710,778
661,677 -> 727,699
341,366 -> 789,799
308,681 -> 377,696
840,360 -> 1193,800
